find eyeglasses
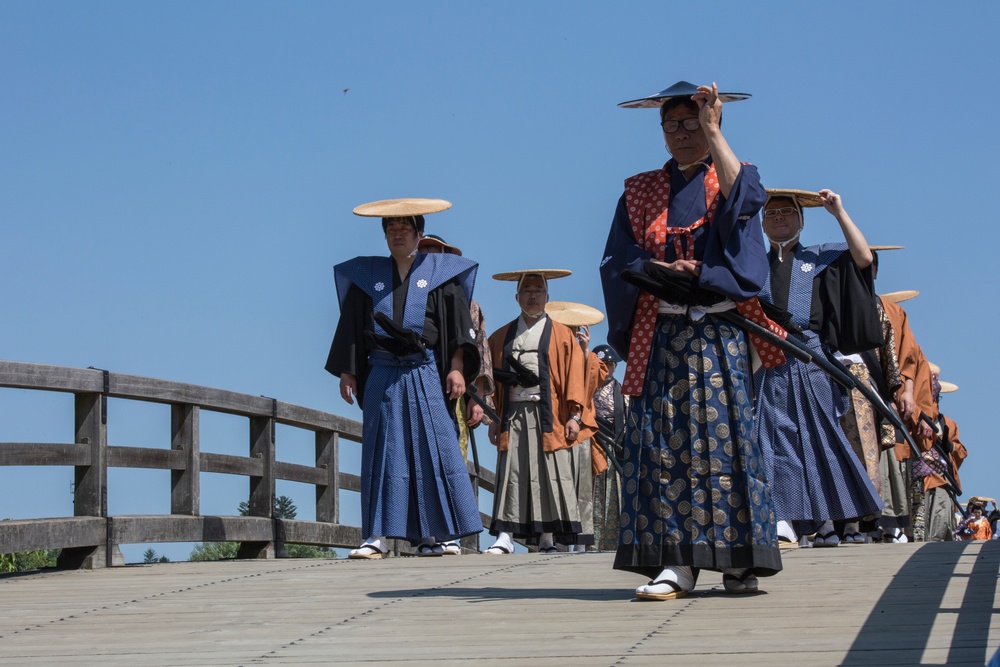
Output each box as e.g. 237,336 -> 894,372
763,207 -> 797,218
660,118 -> 701,133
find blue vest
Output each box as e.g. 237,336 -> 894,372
760,242 -> 846,329
334,253 -> 477,335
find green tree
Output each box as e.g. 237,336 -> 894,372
1,519 -> 59,572
238,495 -> 298,519
189,541 -> 239,561
143,548 -> 158,564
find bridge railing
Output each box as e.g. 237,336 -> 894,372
0,360 -> 495,568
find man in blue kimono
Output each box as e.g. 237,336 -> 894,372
600,81 -> 781,600
754,189 -> 885,547
326,198 -> 483,559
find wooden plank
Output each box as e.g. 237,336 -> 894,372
109,515 -> 275,544
315,431 -> 338,524
280,519 -> 360,547
273,460 -> 326,486
339,471 -> 361,493
0,517 -> 105,553
200,452 -> 262,477
106,446 -> 184,470
2,544 -> 995,666
276,402 -> 362,440
170,404 -> 199,516
0,443 -> 89,467
0,361 -> 103,393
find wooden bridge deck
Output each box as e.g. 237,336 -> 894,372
1,541 -> 998,666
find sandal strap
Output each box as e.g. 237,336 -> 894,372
646,578 -> 684,592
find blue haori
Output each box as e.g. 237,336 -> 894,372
362,348 -> 483,543
614,313 -> 781,578
753,330 -> 884,524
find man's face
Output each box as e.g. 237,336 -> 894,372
662,104 -> 709,165
384,218 -> 420,257
516,275 -> 548,317
762,198 -> 803,243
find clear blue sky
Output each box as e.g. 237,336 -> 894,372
2,2 -> 997,562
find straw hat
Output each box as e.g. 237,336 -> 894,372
618,80 -> 751,109
418,234 -> 462,256
879,290 -> 919,304
765,189 -> 824,208
353,198 -> 452,217
869,245 -> 904,251
492,269 -> 572,282
939,381 -> 959,393
928,362 -> 941,375
545,301 -> 605,327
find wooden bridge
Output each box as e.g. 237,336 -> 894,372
2,361 -> 998,665
1,542 -> 998,665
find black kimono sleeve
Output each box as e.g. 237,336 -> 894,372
325,283 -> 374,402
815,252 -> 883,354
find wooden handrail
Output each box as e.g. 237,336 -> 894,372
0,360 -> 494,568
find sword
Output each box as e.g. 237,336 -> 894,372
620,266 -> 966,513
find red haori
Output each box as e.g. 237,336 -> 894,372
621,163 -> 785,397
622,164 -> 720,396
734,297 -> 788,368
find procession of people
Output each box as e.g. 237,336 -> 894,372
324,80 -> 977,601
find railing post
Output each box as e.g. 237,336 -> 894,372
315,430 -> 339,524
237,413 -> 275,558
57,392 -> 109,569
170,404 -> 200,515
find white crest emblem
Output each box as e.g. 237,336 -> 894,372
374,281 -> 385,292
600,255 -> 613,267
417,279 -> 428,289
800,262 -> 815,273
469,328 -> 476,338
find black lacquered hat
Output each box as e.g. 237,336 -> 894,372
618,80 -> 751,109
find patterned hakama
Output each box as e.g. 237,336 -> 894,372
614,314 -> 781,578
362,349 -> 483,543
491,402 -> 583,538
754,331 -> 884,524
840,362 -> 882,494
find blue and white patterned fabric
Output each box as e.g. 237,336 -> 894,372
755,243 -> 884,524
336,253 -> 482,543
614,313 -> 781,578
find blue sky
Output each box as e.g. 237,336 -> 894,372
2,2 -> 997,562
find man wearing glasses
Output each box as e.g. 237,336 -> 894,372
600,81 -> 781,600
754,189 -> 885,548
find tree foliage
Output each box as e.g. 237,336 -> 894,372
1,519 -> 59,572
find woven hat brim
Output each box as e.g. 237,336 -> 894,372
493,269 -> 572,281
928,362 -> 941,375
879,290 -> 919,304
353,198 -> 452,217
765,189 -> 824,208
618,92 -> 751,109
869,245 -> 905,251
417,237 -> 462,256
545,301 -> 605,327
939,381 -> 959,393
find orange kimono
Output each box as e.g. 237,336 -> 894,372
923,414 -> 967,494
489,315 -> 586,454
580,351 -> 610,475
881,298 -> 936,460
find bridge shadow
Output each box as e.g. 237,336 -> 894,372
367,585 -> 627,603
841,541 -> 1000,666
